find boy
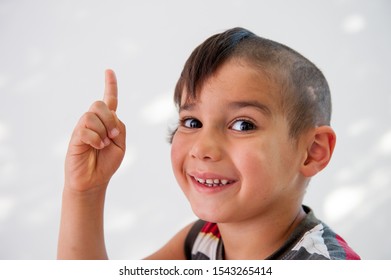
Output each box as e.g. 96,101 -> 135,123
58,27 -> 360,260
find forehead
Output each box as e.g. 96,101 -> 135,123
180,59 -> 281,112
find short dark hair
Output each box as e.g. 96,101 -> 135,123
172,27 -> 331,140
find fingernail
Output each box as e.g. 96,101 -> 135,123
103,137 -> 111,146
110,128 -> 120,138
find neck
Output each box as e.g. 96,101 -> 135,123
218,206 -> 306,260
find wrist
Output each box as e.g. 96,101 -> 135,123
63,179 -> 109,195
62,183 -> 108,212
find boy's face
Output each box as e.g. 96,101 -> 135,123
171,59 -> 309,224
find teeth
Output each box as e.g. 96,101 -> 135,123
206,179 -> 214,184
195,177 -> 232,187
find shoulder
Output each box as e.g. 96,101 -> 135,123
318,223 -> 361,260
282,206 -> 360,260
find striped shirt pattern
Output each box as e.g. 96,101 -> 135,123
186,206 -> 360,260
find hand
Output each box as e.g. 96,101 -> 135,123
64,69 -> 126,192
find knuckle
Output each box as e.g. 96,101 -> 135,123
78,113 -> 107,137
82,112 -> 98,125
89,100 -> 106,112
78,128 -> 90,139
79,129 -> 100,145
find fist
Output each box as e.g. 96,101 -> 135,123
64,70 -> 126,192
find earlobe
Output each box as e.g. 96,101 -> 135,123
300,126 -> 336,177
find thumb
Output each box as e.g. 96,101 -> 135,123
103,69 -> 118,111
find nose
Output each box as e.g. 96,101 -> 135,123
189,128 -> 223,162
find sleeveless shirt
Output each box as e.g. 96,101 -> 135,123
184,206 -> 360,260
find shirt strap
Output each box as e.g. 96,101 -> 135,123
184,219 -> 206,259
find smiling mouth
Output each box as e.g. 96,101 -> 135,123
193,177 -> 235,187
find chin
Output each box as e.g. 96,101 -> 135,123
191,205 -> 226,223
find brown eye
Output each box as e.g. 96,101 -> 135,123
183,118 -> 202,128
231,120 -> 256,131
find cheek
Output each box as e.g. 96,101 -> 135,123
170,139 -> 180,171
232,141 -> 282,185
170,135 -> 187,180
235,150 -> 272,182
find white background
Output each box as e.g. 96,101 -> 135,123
0,0 -> 390,259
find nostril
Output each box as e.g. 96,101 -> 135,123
190,147 -> 221,162
189,131 -> 223,161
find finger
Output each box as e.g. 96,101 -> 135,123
82,111 -> 111,146
77,127 -> 106,150
110,111 -> 126,150
103,69 -> 118,112
89,101 -> 119,139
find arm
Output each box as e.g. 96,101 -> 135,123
57,70 -> 126,259
57,186 -> 109,259
57,69 -> 192,260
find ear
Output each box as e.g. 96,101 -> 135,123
300,126 -> 336,178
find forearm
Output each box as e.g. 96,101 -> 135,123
57,186 -> 108,259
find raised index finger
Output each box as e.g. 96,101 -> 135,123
103,69 -> 118,112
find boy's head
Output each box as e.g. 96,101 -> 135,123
170,27 -> 336,223
173,27 -> 331,141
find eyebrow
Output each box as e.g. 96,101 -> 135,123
228,100 -> 272,116
179,100 -> 272,116
179,102 -> 196,112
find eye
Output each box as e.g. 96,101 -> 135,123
182,118 -> 202,129
231,119 -> 256,131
